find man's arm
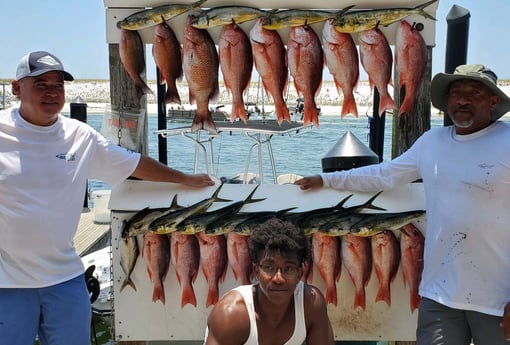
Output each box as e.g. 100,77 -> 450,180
130,156 -> 214,187
304,285 -> 335,345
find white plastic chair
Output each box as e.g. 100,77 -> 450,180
277,173 -> 303,185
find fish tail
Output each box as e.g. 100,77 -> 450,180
353,287 -> 366,310
326,284 -> 338,306
206,285 -> 220,307
230,97 -> 248,124
415,0 -> 438,21
304,100 -> 319,128
375,284 -> 391,306
191,0 -> 207,8
340,93 -> 359,118
377,92 -> 397,117
203,116 -> 218,135
181,282 -> 197,308
398,95 -> 416,117
275,101 -> 291,125
164,85 -> 182,105
152,283 -> 166,305
410,292 -> 421,312
120,277 -> 137,292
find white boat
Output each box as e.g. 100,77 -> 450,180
81,246 -> 113,317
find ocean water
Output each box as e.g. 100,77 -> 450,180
85,112 -> 446,198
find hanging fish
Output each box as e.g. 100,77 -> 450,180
400,223 -> 424,313
395,20 -> 428,116
371,230 -> 400,306
333,0 -> 437,33
142,232 -> 171,304
322,19 -> 360,118
117,0 -> 208,30
312,232 -> 341,305
191,6 -> 267,28
261,8 -> 348,30
341,234 -> 372,310
119,29 -> 152,98
171,232 -> 200,308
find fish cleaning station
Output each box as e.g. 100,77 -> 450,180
96,0 -> 467,343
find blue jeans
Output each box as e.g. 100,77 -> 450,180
0,274 -> 91,345
417,297 -> 507,345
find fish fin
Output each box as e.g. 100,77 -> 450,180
206,286 -> 220,308
303,100 -> 319,128
275,101 -> 291,125
361,191 -> 386,211
164,84 -> 182,105
415,0 -> 438,21
191,0 -> 207,8
375,284 -> 391,306
377,92 -> 397,117
202,115 -> 218,135
120,277 -> 137,292
181,282 -> 197,308
230,96 -> 248,124
326,284 -> 338,306
341,93 -> 359,118
410,292 -> 421,312
152,283 -> 166,305
353,286 -> 366,310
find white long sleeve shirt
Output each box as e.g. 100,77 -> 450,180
321,121 -> 510,316
0,108 -> 140,288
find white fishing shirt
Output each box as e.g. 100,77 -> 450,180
321,121 -> 510,316
0,108 -> 140,288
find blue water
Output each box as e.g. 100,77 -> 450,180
85,113 -> 445,198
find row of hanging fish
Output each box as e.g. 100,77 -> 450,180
117,1 -> 436,133
119,212 -> 424,312
120,184 -> 425,238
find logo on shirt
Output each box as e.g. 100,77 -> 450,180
56,152 -> 76,161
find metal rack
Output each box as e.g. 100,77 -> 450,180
155,120 -> 310,183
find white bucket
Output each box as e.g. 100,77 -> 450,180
92,189 -> 111,224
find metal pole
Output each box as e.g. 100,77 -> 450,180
156,69 -> 168,164
368,88 -> 385,162
70,97 -> 88,208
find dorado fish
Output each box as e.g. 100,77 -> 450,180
119,29 -> 152,98
119,235 -> 140,292
227,231 -> 253,285
371,230 -> 400,306
148,184 -> 229,234
196,231 -> 228,307
341,234 -> 372,310
400,223 -> 424,313
349,209 -> 426,237
191,6 -> 267,28
117,0 -> 207,30
219,23 -> 253,124
170,232 -> 200,308
395,20 -> 428,117
261,9 -> 345,30
152,22 -> 183,105
177,185 -> 263,234
143,232 -> 171,304
287,25 -> 323,128
250,18 -> 290,125
322,19 -> 359,118
358,28 -> 397,116
312,233 -> 341,305
183,15 -> 220,134
332,0 -> 437,33
232,209 -> 297,236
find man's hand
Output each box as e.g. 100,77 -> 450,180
294,175 -> 324,190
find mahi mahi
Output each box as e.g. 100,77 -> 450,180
191,6 -> 267,28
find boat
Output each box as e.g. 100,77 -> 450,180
81,246 -> 113,317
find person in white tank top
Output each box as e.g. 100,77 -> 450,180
204,217 -> 334,345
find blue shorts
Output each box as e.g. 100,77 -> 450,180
417,297 -> 508,345
0,274 -> 91,345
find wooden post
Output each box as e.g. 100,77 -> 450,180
108,43 -> 148,156
392,46 -> 433,159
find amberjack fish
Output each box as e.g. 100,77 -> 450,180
117,0 -> 207,30
119,235 -> 140,292
148,184 -> 230,234
333,0 -> 437,33
191,6 -> 267,28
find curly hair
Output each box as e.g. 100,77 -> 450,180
248,217 -> 310,265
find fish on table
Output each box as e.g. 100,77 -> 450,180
400,223 -> 424,313
341,234 -> 372,310
219,23 -> 253,124
312,232 -> 341,305
119,235 -> 140,292
196,231 -> 228,307
322,19 -> 360,118
371,230 -> 400,306
249,18 -> 290,125
358,27 -> 397,117
119,29 -> 152,98
182,15 -> 220,134
395,20 -> 428,117
287,24 -> 323,128
116,0 -> 207,30
191,6 -> 267,28
142,232 -> 171,305
152,22 -> 183,105
332,0 -> 437,33
170,232 -> 200,308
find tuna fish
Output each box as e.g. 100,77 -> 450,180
152,22 -> 183,105
371,230 -> 400,306
341,234 -> 372,310
400,223 -> 424,312
312,233 -> 341,305
170,232 -> 200,308
182,15 -> 220,134
119,235 -> 140,292
395,20 -> 428,116
196,232 -> 228,307
227,232 -> 253,285
322,19 -> 359,118
287,25 -> 323,128
142,232 -> 171,304
119,29 -> 152,98
219,23 -> 253,124
358,28 -> 397,116
249,18 -> 290,125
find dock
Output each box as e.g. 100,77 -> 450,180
74,208 -> 111,257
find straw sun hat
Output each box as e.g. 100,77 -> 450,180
431,64 -> 510,121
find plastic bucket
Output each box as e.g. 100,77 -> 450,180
92,190 -> 111,224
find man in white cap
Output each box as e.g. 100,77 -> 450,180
295,64 -> 510,344
0,51 -> 214,345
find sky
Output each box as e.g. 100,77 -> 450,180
1,0 -> 509,81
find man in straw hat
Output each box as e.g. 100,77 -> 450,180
295,64 -> 510,344
0,51 -> 215,345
